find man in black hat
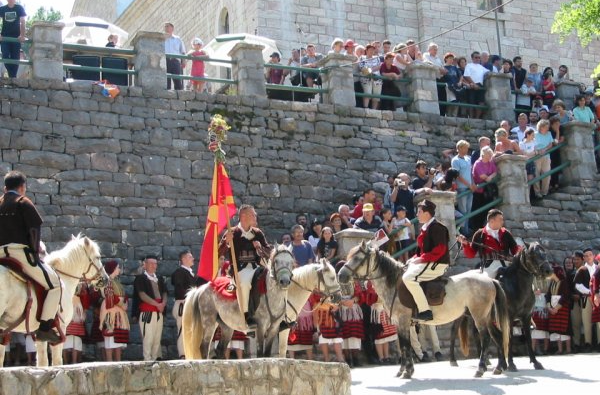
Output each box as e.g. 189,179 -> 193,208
402,199 -> 450,321
171,249 -> 198,358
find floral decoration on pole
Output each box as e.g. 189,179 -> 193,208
207,114 -> 231,163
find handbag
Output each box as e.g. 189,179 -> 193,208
482,183 -> 498,200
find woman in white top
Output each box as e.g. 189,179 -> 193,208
393,43 -> 412,73
519,128 -> 537,183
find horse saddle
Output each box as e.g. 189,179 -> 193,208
0,256 -> 47,339
397,274 -> 449,310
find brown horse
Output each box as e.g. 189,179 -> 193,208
338,241 -> 510,378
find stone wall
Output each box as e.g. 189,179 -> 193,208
0,359 -> 350,395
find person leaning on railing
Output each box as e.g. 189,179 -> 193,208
379,52 -> 401,111
533,119 -> 554,199
164,22 -> 186,90
471,146 -> 497,231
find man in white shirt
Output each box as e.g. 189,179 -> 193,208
510,113 -> 528,141
462,51 -> 489,118
422,42 -> 448,116
164,22 -> 186,90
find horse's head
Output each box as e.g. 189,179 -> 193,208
68,234 -> 110,289
270,243 -> 294,289
316,258 -> 342,303
521,242 -> 553,278
338,240 -> 376,285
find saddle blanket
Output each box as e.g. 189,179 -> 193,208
210,270 -> 269,301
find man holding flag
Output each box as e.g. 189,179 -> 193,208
218,205 -> 270,327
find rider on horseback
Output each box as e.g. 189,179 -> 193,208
402,199 -> 450,322
0,171 -> 62,343
457,209 -> 521,278
219,204 -> 271,328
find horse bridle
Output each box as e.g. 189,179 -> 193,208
519,245 -> 546,276
54,251 -> 104,283
341,245 -> 380,284
270,249 -> 294,282
291,264 -> 341,299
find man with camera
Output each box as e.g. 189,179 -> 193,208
412,160 -> 435,190
391,173 -> 432,221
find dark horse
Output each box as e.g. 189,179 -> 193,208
449,242 -> 553,373
339,241 -> 510,378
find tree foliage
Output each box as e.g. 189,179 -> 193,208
26,7 -> 63,29
552,0 -> 600,47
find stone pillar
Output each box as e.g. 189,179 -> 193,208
229,43 -> 266,97
405,63 -> 440,115
131,31 -> 166,89
495,154 -> 529,219
317,54 -> 355,106
484,73 -> 514,122
334,228 -> 374,260
560,121 -> 597,186
555,80 -> 581,110
414,191 -> 457,260
29,22 -> 64,80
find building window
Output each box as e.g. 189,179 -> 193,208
219,9 -> 230,35
478,0 -> 504,13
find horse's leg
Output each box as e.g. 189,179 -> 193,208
200,314 -> 219,360
522,315 -> 544,370
397,326 -> 414,379
50,342 -> 64,366
256,326 -> 266,358
473,324 -> 490,378
507,328 -> 517,372
0,344 -> 5,367
449,318 -> 460,367
262,324 -> 280,358
278,329 -> 290,358
35,340 -> 49,367
216,326 -> 234,359
488,324 -> 507,375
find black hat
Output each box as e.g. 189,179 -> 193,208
417,199 -> 436,216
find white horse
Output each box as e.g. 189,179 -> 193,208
0,235 -> 109,367
277,259 -> 342,358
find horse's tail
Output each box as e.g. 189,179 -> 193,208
182,286 -> 204,360
458,315 -> 470,357
492,280 -> 510,359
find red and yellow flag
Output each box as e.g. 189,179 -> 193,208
198,162 -> 236,281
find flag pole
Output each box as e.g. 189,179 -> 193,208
207,114 -> 247,329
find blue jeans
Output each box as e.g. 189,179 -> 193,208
456,189 -> 473,235
1,41 -> 21,78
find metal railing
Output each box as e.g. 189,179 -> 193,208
166,53 -> 237,86
264,63 -> 328,102
62,43 -> 137,83
0,37 -> 32,69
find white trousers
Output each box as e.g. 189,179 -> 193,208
172,300 -> 185,357
139,311 -> 163,361
237,265 -> 256,313
0,243 -> 61,322
402,262 -> 448,313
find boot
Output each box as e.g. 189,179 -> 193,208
244,313 -> 257,330
35,320 -> 61,343
279,320 -> 296,332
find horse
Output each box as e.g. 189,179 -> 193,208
0,235 -> 109,367
277,259 -> 343,358
448,242 -> 553,373
338,241 -> 510,378
182,244 -> 295,359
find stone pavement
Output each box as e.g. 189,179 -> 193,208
350,353 -> 599,394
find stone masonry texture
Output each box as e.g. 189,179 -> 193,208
1,79 -> 600,359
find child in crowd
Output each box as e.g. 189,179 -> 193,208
64,282 -> 90,364
100,261 -> 130,362
316,227 -> 338,260
188,38 -> 206,92
340,281 -> 365,367
287,298 -> 315,360
314,293 -> 344,362
391,206 -> 413,262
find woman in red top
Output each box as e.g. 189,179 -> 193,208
546,265 -> 571,354
188,38 -> 206,92
379,52 -> 401,111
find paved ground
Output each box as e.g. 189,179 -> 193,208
350,353 -> 599,394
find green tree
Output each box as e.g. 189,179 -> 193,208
552,0 -> 600,47
26,6 -> 63,29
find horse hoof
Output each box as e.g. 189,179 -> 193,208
507,365 -> 517,372
402,372 -> 412,379
474,370 -> 484,378
493,368 -> 502,375
395,369 -> 404,378
449,361 -> 458,367
534,362 -> 544,370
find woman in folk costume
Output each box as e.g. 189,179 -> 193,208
372,300 -> 398,365
546,265 -> 571,354
100,260 -> 130,361
63,282 -> 90,364
339,280 -> 365,367
531,276 -> 550,355
313,292 -> 344,362
87,283 -> 105,360
591,263 -> 600,334
287,297 -> 316,360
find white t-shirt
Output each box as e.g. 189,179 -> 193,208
463,63 -> 489,84
519,139 -> 536,155
392,217 -> 411,241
